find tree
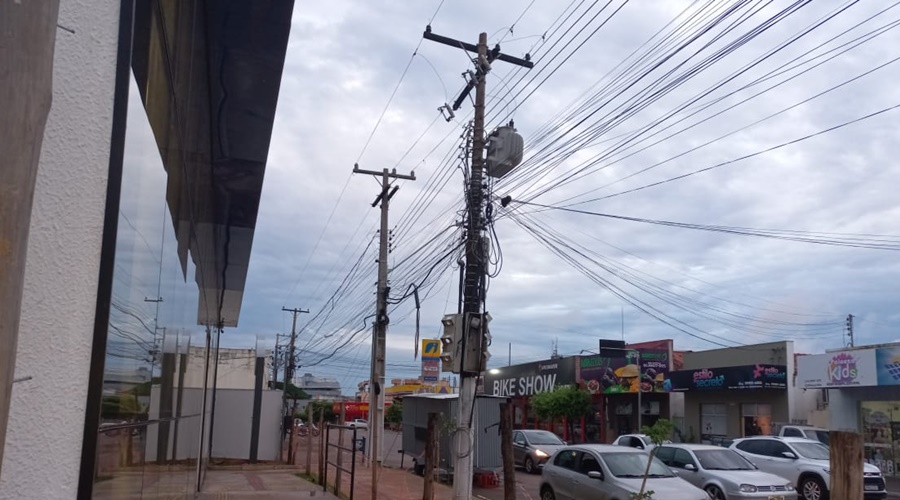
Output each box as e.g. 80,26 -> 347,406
271,381 -> 311,400
385,400 -> 403,425
307,400 -> 337,423
529,385 -> 592,442
633,418 -> 674,500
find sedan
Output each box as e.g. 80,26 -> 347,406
347,418 -> 368,430
513,429 -> 567,473
612,433 -> 671,451
656,444 -> 797,499
540,444 -> 709,500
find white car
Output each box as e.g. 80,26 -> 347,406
612,433 -> 671,451
347,418 -> 368,430
656,443 -> 797,499
730,436 -> 886,500
539,444 -> 709,500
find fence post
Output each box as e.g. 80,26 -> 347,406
830,431 -> 863,500
336,405 -> 345,497
424,413 -> 438,500
323,424 -> 329,493
306,403 -> 313,476
318,409 -> 325,485
500,403 -> 516,500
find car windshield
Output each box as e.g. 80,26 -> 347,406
639,435 -> 652,445
695,449 -> 755,470
792,442 -> 830,460
604,452 -> 675,478
804,430 -> 830,445
525,431 -> 564,445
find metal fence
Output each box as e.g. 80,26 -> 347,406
323,423 -> 360,500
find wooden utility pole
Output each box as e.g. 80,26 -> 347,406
317,409 -> 325,485
336,404 -> 346,496
500,403 -> 516,500
306,403 -> 313,475
282,306 -> 308,465
423,26 -> 532,500
352,164 -> 415,499
0,0 -> 61,471
423,413 -> 439,500
830,431 -> 863,500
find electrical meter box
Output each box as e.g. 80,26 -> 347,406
486,126 -> 524,178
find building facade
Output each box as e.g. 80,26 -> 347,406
0,1 -> 294,498
295,373 -> 342,399
798,343 -> 900,476
669,341 -> 799,445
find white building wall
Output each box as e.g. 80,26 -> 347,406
0,1 -> 121,498
181,347 -> 268,390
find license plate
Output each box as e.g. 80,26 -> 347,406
865,484 -> 879,491
767,496 -> 784,500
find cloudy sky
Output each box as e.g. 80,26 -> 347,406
208,0 -> 900,394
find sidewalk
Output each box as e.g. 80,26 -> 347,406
199,470 -> 340,499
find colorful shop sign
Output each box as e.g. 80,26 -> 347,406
669,364 -> 788,391
578,349 -> 672,394
797,349 -> 878,388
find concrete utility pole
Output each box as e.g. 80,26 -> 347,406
352,164 -> 415,499
0,0 -> 61,472
282,306 -> 308,464
423,27 -> 532,500
846,313 -> 855,347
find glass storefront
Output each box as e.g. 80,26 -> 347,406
91,68 -> 220,498
860,401 -> 900,476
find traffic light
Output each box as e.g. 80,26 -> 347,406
440,313 -> 462,373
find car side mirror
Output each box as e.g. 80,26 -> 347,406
684,463 -> 697,471
587,471 -> 604,481
782,452 -> 797,460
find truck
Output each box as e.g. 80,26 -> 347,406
775,423 -> 830,444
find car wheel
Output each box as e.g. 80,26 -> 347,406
540,485 -> 556,500
524,456 -> 536,474
705,485 -> 726,500
800,476 -> 828,500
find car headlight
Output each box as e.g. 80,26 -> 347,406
739,484 -> 758,493
535,449 -> 549,458
785,483 -> 795,491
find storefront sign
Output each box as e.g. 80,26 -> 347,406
797,349 -> 878,388
579,349 -> 672,394
876,347 -> 900,386
669,364 -> 788,391
421,339 -> 441,382
481,357 -> 577,397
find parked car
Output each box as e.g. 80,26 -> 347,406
775,425 -> 830,445
730,436 -> 886,500
513,429 -> 566,474
655,443 -> 797,499
539,444 -> 709,500
612,433 -> 671,451
347,418 -> 368,430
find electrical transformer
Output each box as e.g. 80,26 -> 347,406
485,125 -> 524,178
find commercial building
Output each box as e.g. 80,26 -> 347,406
0,1 -> 294,498
798,343 -> 900,476
577,339 -> 677,443
669,341 -> 810,444
295,373 -> 342,399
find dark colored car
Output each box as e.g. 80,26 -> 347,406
513,429 -> 566,473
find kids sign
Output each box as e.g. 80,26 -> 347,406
797,349 -> 878,389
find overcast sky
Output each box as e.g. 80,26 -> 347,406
212,0 -> 900,394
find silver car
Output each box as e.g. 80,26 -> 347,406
513,429 -> 566,473
730,436 -> 886,500
656,444 -> 797,499
539,444 -> 709,500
